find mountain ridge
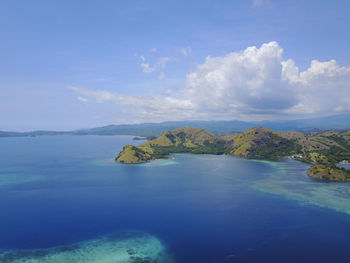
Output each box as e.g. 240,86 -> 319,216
116,126 -> 350,181
2,114 -> 350,138
116,127 -> 300,163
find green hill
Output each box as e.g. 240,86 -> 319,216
116,127 -> 350,183
116,127 -> 227,163
116,145 -> 155,164
115,127 -> 299,164
307,164 -> 350,181
281,130 -> 350,164
227,127 -> 300,158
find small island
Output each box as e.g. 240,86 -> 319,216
116,127 -> 350,182
116,145 -> 156,164
307,164 -> 350,181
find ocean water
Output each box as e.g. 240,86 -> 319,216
1,135 -> 350,262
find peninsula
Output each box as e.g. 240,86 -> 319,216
116,127 -> 350,181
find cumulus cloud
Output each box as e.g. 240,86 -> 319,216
186,42 -> 298,115
285,59 -> 350,116
71,42 -> 350,122
185,41 -> 350,118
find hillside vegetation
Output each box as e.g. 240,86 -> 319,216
116,127 -> 300,163
116,127 -> 350,164
116,128 -> 227,163
228,127 -> 300,158
307,164 -> 350,181
116,145 -> 155,164
116,127 -> 350,182
280,130 -> 350,164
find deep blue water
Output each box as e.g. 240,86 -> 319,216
1,135 -> 350,262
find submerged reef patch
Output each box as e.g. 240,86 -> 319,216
0,231 -> 174,263
253,160 -> 350,215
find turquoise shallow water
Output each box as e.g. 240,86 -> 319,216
0,231 -> 173,263
1,135 -> 350,262
253,160 -> 350,214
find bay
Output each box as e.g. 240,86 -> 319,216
1,135 -> 350,262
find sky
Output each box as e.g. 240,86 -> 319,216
1,0 -> 350,131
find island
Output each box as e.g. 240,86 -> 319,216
116,127 -> 350,181
307,164 -> 350,181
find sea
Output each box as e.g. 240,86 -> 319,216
1,135 -> 350,262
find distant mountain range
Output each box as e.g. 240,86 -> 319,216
1,114 -> 350,137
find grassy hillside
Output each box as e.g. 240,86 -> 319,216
116,125 -> 350,184
116,127 -> 301,163
308,164 -> 350,181
116,127 -> 228,163
141,128 -> 227,155
116,127 -> 350,182
281,130 -> 350,163
116,145 -> 155,164
227,127 -> 301,158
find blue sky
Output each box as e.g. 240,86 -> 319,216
1,0 -> 350,131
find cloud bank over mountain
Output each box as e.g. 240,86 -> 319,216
70,42 -> 350,122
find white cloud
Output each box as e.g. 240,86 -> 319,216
140,55 -> 155,73
140,63 -> 155,73
186,41 -> 299,116
77,96 -> 88,103
150,48 -> 157,52
70,42 -> 350,122
140,56 -> 176,74
185,41 -> 350,119
68,86 -> 194,121
181,47 -> 192,58
285,59 -> 350,115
